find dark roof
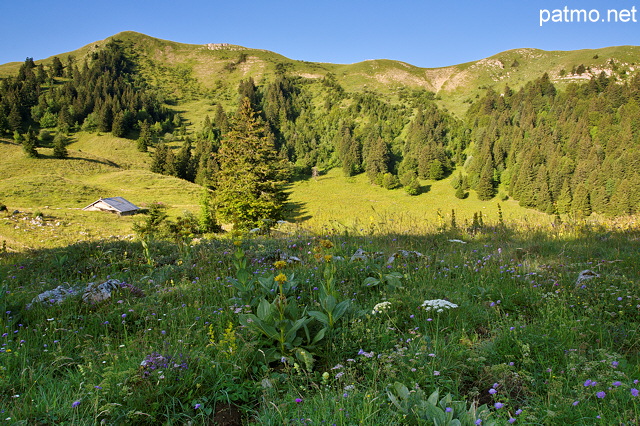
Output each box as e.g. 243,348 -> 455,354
83,197 -> 140,213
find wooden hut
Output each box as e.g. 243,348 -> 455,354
82,197 -> 140,216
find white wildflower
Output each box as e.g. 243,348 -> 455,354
421,299 -> 458,312
372,301 -> 392,315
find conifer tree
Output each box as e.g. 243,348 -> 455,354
138,120 -> 152,152
213,104 -> 229,135
198,191 -> 220,233
476,161 -> 495,201
214,98 -> 290,229
402,170 -> 421,196
455,185 -> 468,199
112,111 -> 126,137
22,130 -> 38,158
556,179 -> 573,214
8,104 -> 22,131
150,143 -> 168,174
52,132 -> 68,158
13,130 -> 23,145
51,57 -> 64,77
572,183 -> 592,217
164,148 -> 177,176
428,159 -> 445,180
175,138 -> 194,180
365,137 -> 390,184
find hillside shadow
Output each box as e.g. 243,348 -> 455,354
420,184 -> 431,194
285,200 -> 312,222
34,152 -> 121,168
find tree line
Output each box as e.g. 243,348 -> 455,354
464,72 -> 640,216
0,40 -> 173,156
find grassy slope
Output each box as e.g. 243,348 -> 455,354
288,168 -> 550,234
0,134 -> 203,249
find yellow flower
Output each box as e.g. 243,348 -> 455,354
274,260 -> 287,269
206,324 -> 215,348
275,273 -> 287,284
233,240 -> 242,247
324,254 -> 332,263
319,239 -> 334,249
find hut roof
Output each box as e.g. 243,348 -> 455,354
82,197 -> 140,214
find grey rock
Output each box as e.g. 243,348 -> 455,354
575,270 -> 600,287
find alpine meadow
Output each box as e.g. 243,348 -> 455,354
0,31 -> 639,425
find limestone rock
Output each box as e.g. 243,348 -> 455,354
28,285 -> 77,308
82,279 -> 123,304
575,270 -> 600,287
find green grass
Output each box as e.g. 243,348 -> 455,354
0,215 -> 638,424
287,168 -> 550,234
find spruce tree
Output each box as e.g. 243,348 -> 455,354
455,185 -> 468,199
556,179 -> 573,214
150,143 -> 168,174
365,137 -> 389,184
175,138 -> 194,181
8,104 -> 22,131
572,183 -> 592,218
22,131 -> 38,158
52,132 -> 68,158
138,120 -> 152,152
51,57 -> 64,77
428,159 -> 445,180
476,161 -> 495,201
112,111 -> 126,137
214,98 -> 290,229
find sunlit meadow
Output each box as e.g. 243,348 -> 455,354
0,210 -> 639,424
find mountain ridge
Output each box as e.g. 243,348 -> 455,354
2,31 -> 639,115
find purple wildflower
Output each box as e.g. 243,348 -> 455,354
194,403 -> 201,409
72,400 -> 81,408
631,388 -> 639,397
489,388 -> 497,395
572,400 -> 579,406
494,402 -> 504,409
596,391 -> 606,399
508,418 -> 516,424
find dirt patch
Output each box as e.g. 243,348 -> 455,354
424,66 -> 459,92
296,72 -> 323,79
372,69 -> 432,89
211,402 -> 243,426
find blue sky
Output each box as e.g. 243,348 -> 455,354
1,0 -> 638,68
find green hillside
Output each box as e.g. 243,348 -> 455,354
0,32 -> 639,249
0,134 -> 203,249
3,31 -> 638,116
287,168 -> 550,233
